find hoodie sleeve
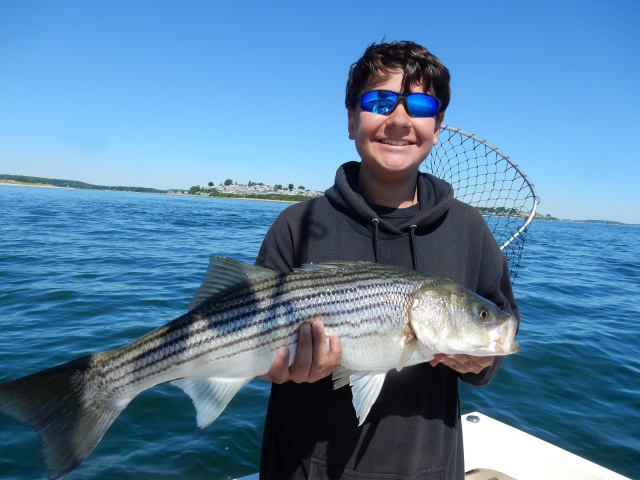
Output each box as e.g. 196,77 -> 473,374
255,213 -> 296,272
459,227 -> 520,387
255,197 -> 323,272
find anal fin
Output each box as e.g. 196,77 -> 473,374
171,377 -> 251,428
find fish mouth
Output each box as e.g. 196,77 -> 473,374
491,317 -> 519,355
499,340 -> 520,354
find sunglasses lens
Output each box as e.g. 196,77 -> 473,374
360,91 -> 398,114
407,94 -> 439,117
360,91 -> 439,117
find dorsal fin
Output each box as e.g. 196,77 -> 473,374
292,262 -> 361,274
188,256 -> 278,311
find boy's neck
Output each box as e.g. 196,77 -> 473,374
357,166 -> 418,209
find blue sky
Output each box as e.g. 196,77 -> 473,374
1,0 -> 638,223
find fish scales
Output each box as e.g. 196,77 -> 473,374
99,263 -> 422,392
0,257 -> 519,480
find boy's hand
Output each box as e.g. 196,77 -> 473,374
429,354 -> 494,374
261,319 -> 342,384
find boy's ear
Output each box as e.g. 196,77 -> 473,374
433,112 -> 445,145
348,108 -> 355,140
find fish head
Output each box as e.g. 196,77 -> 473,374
409,278 -> 519,356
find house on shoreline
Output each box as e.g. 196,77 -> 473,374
184,183 -> 323,197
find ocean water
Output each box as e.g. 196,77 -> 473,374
0,185 -> 638,480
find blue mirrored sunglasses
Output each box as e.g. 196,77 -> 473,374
357,90 -> 441,118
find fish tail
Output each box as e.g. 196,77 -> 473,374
0,353 -> 128,480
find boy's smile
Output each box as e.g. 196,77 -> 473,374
348,71 -> 443,205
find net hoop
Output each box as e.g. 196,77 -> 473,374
424,125 -> 540,283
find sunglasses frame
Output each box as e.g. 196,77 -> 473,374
356,90 -> 441,118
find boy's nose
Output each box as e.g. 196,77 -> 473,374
386,100 -> 412,127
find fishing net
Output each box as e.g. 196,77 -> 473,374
423,125 -> 539,284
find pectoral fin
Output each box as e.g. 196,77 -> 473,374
171,377 -> 251,428
397,334 -> 417,371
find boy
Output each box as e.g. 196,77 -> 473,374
255,41 -> 519,479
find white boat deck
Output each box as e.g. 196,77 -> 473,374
236,412 -> 630,480
462,412 -> 629,480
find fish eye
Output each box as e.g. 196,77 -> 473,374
479,309 -> 489,319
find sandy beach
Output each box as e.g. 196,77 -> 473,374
0,181 -> 70,189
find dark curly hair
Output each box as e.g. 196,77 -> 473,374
345,41 -> 451,114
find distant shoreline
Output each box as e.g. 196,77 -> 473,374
2,181 -> 636,226
0,181 -> 299,203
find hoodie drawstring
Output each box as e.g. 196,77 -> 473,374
372,219 -> 380,263
372,220 -> 419,271
409,225 -> 418,271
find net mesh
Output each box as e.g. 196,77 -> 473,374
423,125 -> 539,284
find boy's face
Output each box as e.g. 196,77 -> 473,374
348,71 -> 443,185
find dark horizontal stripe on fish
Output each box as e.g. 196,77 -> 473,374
118,307 -> 400,388
102,286 -> 411,386
118,288 -> 402,376
104,270 -> 409,362
114,302 -> 399,390
96,266 -> 421,382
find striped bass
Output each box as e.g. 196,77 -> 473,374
0,256 -> 519,479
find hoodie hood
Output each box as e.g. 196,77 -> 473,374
324,161 -> 454,235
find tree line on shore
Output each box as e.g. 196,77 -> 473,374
0,174 -> 165,194
0,174 -> 320,202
